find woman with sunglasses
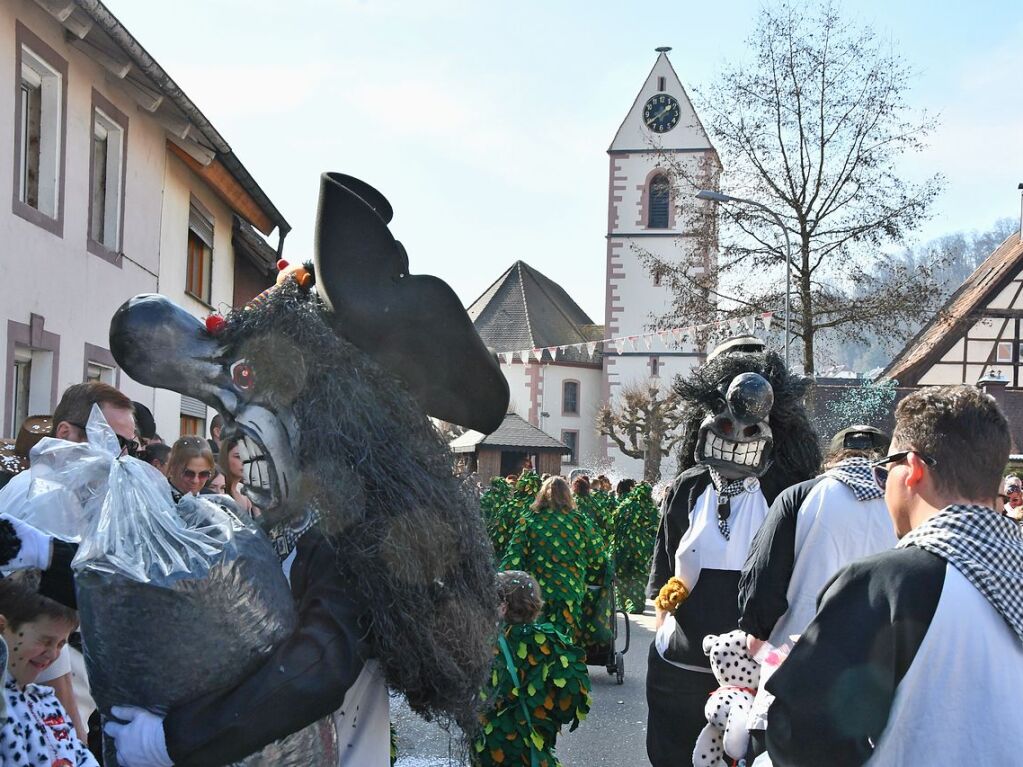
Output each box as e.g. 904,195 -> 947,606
166,437 -> 216,501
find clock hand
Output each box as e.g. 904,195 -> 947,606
646,105 -> 674,126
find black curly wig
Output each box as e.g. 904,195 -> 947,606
219,280 -> 497,733
673,350 -> 822,481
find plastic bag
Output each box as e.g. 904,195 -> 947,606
30,406 -> 336,765
7,411 -> 124,541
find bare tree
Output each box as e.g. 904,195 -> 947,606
643,2 -> 946,373
596,380 -> 686,483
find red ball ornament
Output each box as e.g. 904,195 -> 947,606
276,258 -> 289,272
205,314 -> 226,335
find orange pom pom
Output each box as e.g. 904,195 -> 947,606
654,577 -> 690,614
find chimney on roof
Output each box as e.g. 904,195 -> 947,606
1018,183 -> 1023,239
979,370 -> 1008,410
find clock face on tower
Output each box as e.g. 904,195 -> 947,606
643,93 -> 680,134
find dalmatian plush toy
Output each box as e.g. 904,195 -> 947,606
692,630 -> 761,767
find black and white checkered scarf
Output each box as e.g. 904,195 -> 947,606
709,468 -> 752,541
898,504 -> 1023,643
824,457 -> 884,502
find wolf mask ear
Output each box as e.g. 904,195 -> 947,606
314,173 -> 508,434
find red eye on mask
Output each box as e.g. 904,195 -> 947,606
231,361 -> 255,391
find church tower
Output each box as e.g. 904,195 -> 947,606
602,47 -> 721,477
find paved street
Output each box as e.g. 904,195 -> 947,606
394,605 -> 655,767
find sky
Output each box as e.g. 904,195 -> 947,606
102,0 -> 1023,322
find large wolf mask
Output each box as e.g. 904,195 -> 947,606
108,173 -> 509,728
674,350 -> 821,483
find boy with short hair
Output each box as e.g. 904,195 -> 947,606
766,385 -> 1023,766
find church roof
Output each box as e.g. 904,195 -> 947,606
883,231 -> 1023,385
467,261 -> 603,363
450,413 -> 571,454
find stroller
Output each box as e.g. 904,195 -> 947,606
581,561 -> 631,684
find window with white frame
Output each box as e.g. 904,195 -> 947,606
90,107 -> 125,251
11,351 -> 31,437
85,362 -> 115,384
9,346 -> 53,436
650,355 -> 661,377
186,200 -> 214,304
997,341 -> 1014,364
18,44 -> 62,218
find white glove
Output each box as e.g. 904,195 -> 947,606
0,513 -> 52,571
104,706 -> 173,767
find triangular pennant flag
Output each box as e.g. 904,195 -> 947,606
658,331 -> 670,344
614,338 -> 624,355
498,352 -> 508,365
748,314 -> 757,332
519,350 -> 530,364
642,334 -> 653,350
586,342 -> 597,357
763,313 -> 773,332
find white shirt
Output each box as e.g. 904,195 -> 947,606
868,565 -> 1023,765
656,480 -> 769,671
283,541 -> 390,766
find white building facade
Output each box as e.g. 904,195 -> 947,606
602,48 -> 720,478
1,0 -> 287,442
470,49 -> 720,480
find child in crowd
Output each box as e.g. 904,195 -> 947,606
472,570 -> 591,767
0,574 -> 97,766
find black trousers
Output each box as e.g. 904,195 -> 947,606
645,641 -> 718,766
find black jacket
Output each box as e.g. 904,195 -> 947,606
736,477 -> 824,640
765,547 -> 945,766
163,530 -> 369,767
647,465 -> 799,599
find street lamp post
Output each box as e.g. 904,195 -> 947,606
695,189 -> 792,369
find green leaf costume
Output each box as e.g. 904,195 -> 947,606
608,482 -> 659,613
483,471 -> 541,562
571,491 -> 615,652
585,490 -> 616,540
500,504 -> 608,645
471,621 -> 592,767
481,477 -> 513,558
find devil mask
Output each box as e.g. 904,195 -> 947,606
674,350 -> 821,483
107,173 -> 509,729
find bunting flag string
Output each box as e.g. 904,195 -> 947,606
497,312 -> 776,363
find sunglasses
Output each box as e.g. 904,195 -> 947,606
69,422 -> 139,457
871,450 -> 937,490
181,469 -> 213,481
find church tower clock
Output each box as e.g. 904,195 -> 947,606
601,47 -> 721,477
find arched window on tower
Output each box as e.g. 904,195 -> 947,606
648,175 -> 670,228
